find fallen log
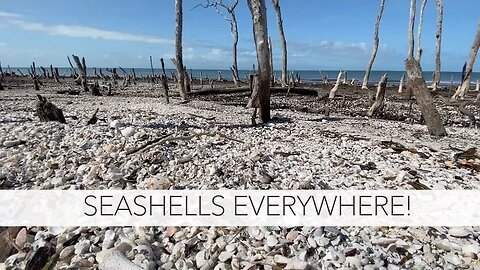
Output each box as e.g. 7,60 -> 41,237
36,95 -> 66,123
367,73 -> 388,117
189,86 -> 321,96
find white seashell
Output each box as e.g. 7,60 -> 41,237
74,239 -> 91,255
448,227 -> 471,238
103,229 -> 116,250
121,127 -> 136,138
266,235 -> 278,247
59,246 -> 75,260
96,249 -> 142,270
218,251 -> 234,262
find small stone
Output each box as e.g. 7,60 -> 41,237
59,246 -> 75,260
15,228 -> 27,248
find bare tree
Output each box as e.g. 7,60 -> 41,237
405,0 -> 446,136
175,0 -> 188,100
197,0 -> 240,86
247,0 -> 271,123
432,0 -> 443,91
451,21 -> 480,100
416,0 -> 428,61
270,0 -> 288,87
361,0 -> 386,90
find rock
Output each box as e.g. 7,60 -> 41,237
285,258 -> 307,270
96,249 -> 142,270
121,127 -> 136,137
448,227 -> 471,238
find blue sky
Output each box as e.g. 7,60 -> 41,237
0,0 -> 478,71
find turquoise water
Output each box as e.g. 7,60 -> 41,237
10,67 -> 480,86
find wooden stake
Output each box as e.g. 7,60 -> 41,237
398,73 -> 405,93
432,0 -> 443,91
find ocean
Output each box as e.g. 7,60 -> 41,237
9,67 -> 480,87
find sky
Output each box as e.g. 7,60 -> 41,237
0,0 -> 479,71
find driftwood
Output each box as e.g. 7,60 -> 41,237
270,0 -> 288,87
160,58 -> 169,103
36,95 -> 66,124
86,109 -> 99,126
398,74 -> 405,93
367,73 -> 388,117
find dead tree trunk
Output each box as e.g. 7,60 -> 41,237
247,0 -> 271,123
406,59 -> 446,136
36,95 -> 66,123
270,0 -> 288,87
184,67 -> 191,93
416,0 -> 427,61
329,71 -> 343,99
367,73 -> 388,117
67,56 -> 78,77
398,73 -> 405,93
269,36 -> 275,87
405,0 -> 446,136
198,0 -> 240,87
149,56 -> 156,83
451,21 -> 480,100
72,55 -> 93,94
362,0 -> 385,90
160,58 -> 170,104
175,0 -> 188,100
432,0 -> 443,91
30,62 -> 41,91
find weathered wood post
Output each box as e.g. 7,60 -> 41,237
270,0 -> 288,87
367,73 -> 388,117
175,0 -> 188,100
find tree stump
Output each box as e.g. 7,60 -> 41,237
367,73 -> 388,117
36,95 -> 66,124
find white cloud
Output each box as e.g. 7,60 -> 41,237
0,12 -> 173,45
0,11 -> 22,18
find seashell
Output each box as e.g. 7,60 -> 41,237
96,249 -> 142,270
59,246 -> 74,260
448,227 -> 471,238
74,239 -> 91,255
